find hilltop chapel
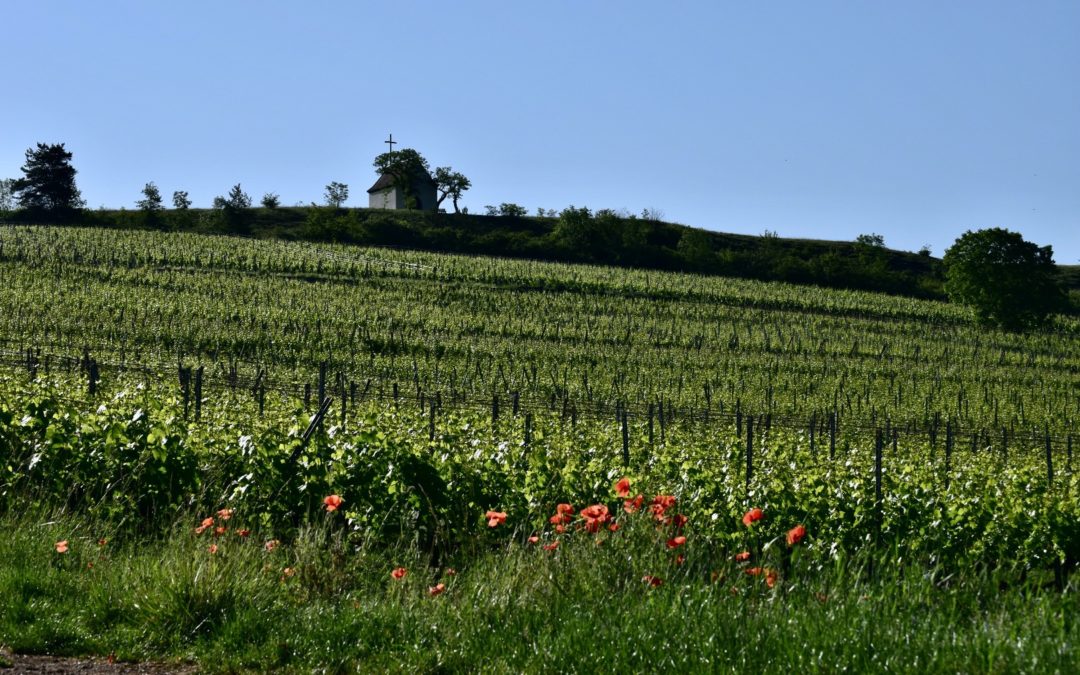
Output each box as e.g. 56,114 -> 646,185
366,134 -> 438,211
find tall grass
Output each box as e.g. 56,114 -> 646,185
2,509 -> 1077,673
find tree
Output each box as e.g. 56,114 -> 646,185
943,227 -> 1066,329
497,202 -> 527,217
261,193 -> 280,209
324,182 -> 349,208
216,184 -> 251,209
856,233 -> 885,247
136,182 -> 163,211
433,167 -> 471,213
373,148 -> 431,207
172,191 -> 191,210
12,143 -> 84,216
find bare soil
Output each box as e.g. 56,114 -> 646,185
0,653 -> 196,675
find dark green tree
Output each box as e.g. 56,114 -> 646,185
324,182 -> 349,207
12,143 -> 84,217
373,148 -> 431,208
261,192 -> 280,209
943,227 -> 1066,329
136,182 -> 164,212
433,167 -> 471,213
172,190 -> 191,209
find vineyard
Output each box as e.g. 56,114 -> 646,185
2,224 -> 1080,671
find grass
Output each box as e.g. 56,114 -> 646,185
2,510 -> 1078,674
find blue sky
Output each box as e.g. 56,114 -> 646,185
3,1 -> 1078,261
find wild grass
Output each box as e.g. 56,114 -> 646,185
2,509 -> 1077,674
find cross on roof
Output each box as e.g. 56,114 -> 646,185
385,133 -> 397,153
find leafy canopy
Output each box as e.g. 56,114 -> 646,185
943,227 -> 1065,329
12,143 -> 84,215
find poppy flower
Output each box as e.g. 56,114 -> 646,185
672,513 -> 689,529
642,575 -> 663,587
86,562 -> 94,570
429,583 -> 446,596
391,567 -> 408,580
624,494 -> 644,514
323,495 -> 344,512
264,539 -> 280,552
214,526 -> 227,536
550,503 -> 575,525
528,535 -> 540,544
208,544 -> 219,554
216,508 -> 233,520
195,516 -> 215,535
615,477 -> 631,498
666,535 -> 687,549
555,524 -> 566,534
675,554 -> 686,566
765,569 -> 778,588
543,541 -> 559,551
742,508 -> 764,526
786,525 -> 806,546
485,510 -> 508,527
608,522 -> 620,532
734,551 -> 751,562
236,529 -> 251,538
581,504 -> 612,533
55,540 -> 69,554
97,538 -> 108,547
745,567 -> 764,577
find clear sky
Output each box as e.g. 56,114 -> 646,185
3,1 -> 1078,261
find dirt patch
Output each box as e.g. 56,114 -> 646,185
0,653 -> 196,674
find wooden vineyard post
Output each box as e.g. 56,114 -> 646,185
194,366 -> 203,422
736,399 -> 742,437
492,393 -> 500,426
1001,427 -> 1008,463
658,398 -> 666,444
179,366 -> 192,420
392,382 -> 399,409
944,420 -> 953,490
524,412 -> 533,449
875,429 -> 883,548
1045,425 -> 1054,487
87,358 -> 99,398
745,414 -> 754,493
512,391 -> 520,416
428,399 -> 437,444
621,408 -> 630,467
829,411 -> 836,461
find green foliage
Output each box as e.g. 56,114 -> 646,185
171,190 -> 191,210
433,166 -> 470,213
260,193 -> 280,209
11,143 -> 84,217
944,227 -> 1066,329
135,182 -> 163,212
323,182 -> 348,208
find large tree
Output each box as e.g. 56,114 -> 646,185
372,148 -> 431,208
12,143 -> 84,216
943,227 -> 1066,330
434,166 -> 471,213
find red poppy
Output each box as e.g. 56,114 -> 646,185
550,503 -> 575,525
429,583 -> 446,596
624,494 -> 644,513
786,524 -> 807,546
214,526 -> 227,536
485,510 -> 508,527
323,495 -> 344,512
745,566 -> 764,577
97,538 -> 108,547
672,513 -> 689,529
642,575 -> 663,587
217,508 -> 233,520
208,544 -> 219,554
581,504 -> 612,533
543,541 -> 559,551
195,516 -> 214,536
528,535 -> 540,544
741,508 -> 764,526
236,529 -> 251,538
666,535 -> 687,549
615,477 -> 631,498
608,522 -> 620,532
555,524 -> 566,534
675,554 -> 686,566
264,539 -> 280,552
55,540 -> 69,554
391,567 -> 408,580
734,551 -> 751,562
765,569 -> 778,588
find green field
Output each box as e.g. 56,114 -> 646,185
1,224 -> 1079,672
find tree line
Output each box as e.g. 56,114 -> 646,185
1,142 -> 1072,329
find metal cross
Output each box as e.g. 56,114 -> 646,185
385,133 -> 397,153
